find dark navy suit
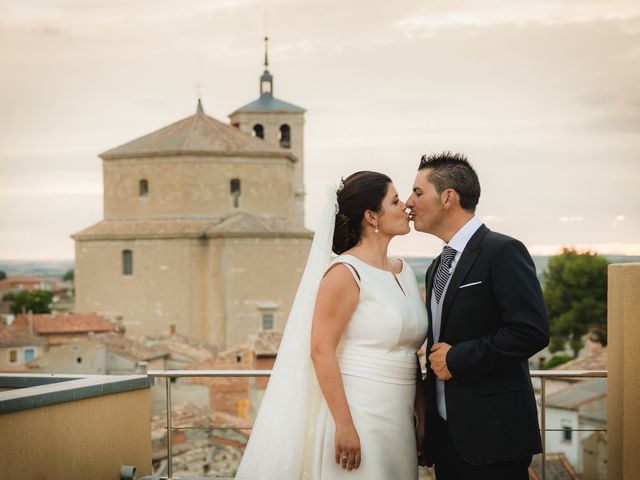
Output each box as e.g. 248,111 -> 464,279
419,224 -> 549,477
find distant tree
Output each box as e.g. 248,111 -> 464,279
0,270 -> 6,281
63,269 -> 74,282
543,248 -> 609,356
543,354 -> 573,370
7,290 -> 53,315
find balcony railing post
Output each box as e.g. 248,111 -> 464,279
166,376 -> 173,479
541,376 -> 546,480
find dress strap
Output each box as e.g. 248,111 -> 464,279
325,260 -> 361,288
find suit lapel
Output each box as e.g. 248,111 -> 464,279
440,224 -> 489,339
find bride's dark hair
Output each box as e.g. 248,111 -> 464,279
332,171 -> 391,255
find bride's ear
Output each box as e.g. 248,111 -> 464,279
363,210 -> 378,228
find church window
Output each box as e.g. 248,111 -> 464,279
262,313 -> 274,330
122,250 -> 133,275
279,124 -> 291,148
253,124 -> 264,139
230,178 -> 241,208
139,179 -> 149,197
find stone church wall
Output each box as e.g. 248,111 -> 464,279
103,155 -> 296,220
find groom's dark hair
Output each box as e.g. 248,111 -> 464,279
418,152 -> 481,212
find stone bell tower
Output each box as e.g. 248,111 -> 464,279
229,36 -> 306,226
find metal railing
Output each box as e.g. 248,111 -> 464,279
531,369 -> 607,480
147,369 -> 608,480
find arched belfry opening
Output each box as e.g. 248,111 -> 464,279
253,124 -> 264,139
279,124 -> 290,148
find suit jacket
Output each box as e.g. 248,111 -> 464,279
419,224 -> 549,466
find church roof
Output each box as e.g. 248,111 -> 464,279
100,101 -> 296,161
230,93 -> 306,115
72,214 -> 313,241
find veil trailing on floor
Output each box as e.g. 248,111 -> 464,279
235,185 -> 338,480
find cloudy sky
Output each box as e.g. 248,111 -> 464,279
1,0 -> 639,259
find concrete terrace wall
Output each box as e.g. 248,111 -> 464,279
0,374 -> 153,480
607,263 -> 640,479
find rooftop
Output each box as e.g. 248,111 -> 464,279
98,332 -> 170,362
529,453 -> 580,480
72,213 -> 313,241
145,332 -> 217,364
0,323 -> 47,348
13,313 -> 115,335
101,101 -> 296,161
545,377 -> 607,410
554,343 -> 607,371
231,92 -> 305,115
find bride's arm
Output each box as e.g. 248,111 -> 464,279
311,264 -> 360,471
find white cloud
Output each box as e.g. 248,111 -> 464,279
394,1 -> 640,33
560,216 -> 585,223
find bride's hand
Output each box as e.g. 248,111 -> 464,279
334,423 -> 361,471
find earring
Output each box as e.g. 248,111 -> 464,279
374,226 -> 379,234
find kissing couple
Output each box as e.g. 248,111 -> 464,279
236,151 -> 550,480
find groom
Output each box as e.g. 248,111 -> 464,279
406,152 -> 549,479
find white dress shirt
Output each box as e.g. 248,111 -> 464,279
430,215 -> 483,419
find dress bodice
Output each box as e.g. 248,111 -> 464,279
329,254 -> 429,384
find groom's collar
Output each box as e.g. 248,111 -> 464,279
445,216 -> 483,254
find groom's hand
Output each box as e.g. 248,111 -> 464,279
429,343 -> 453,381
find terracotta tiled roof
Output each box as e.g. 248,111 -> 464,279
554,344 -> 607,371
0,324 -> 47,347
96,332 -> 170,361
0,277 -> 45,290
529,453 -> 579,480
13,313 -> 115,335
145,333 -> 217,363
545,377 -> 607,410
100,108 -> 295,161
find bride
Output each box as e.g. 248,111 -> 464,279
236,171 -> 428,479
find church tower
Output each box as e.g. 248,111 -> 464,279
229,37 -> 306,226
72,99 -> 312,349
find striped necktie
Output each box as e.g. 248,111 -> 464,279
433,246 -> 457,304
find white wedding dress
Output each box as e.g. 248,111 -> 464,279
235,186 -> 428,480
310,254 -> 428,479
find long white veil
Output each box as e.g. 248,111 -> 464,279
235,185 -> 338,480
